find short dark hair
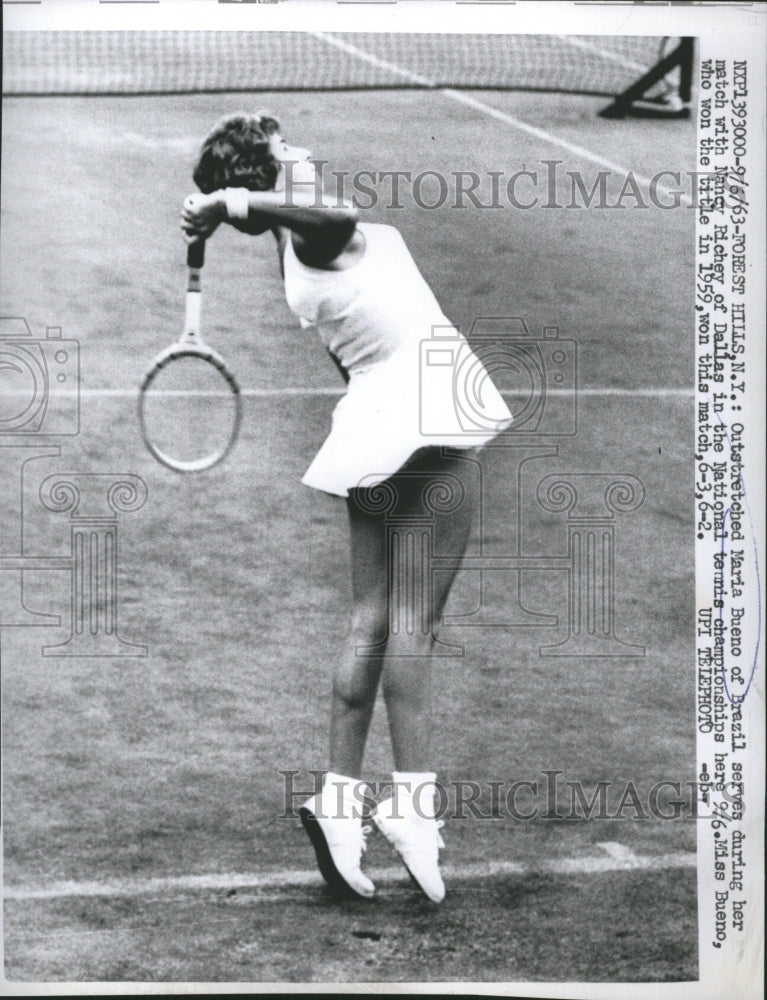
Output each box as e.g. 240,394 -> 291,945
193,111 -> 281,193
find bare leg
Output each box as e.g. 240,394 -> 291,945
330,448 -> 477,777
329,492 -> 388,778
381,448 -> 476,771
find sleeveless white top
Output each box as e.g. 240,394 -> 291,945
283,222 -> 450,375
281,222 -> 513,496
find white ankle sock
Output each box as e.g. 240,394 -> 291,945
391,770 -> 438,820
321,771 -> 368,820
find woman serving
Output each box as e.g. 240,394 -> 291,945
182,111 -> 512,903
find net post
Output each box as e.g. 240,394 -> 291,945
678,36 -> 694,105
598,37 -> 694,120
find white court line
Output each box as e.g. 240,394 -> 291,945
65,387 -> 695,398
597,841 -> 644,868
313,31 -> 434,88
5,849 -> 696,901
312,32 -> 692,208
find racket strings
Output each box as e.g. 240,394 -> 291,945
139,350 -> 241,470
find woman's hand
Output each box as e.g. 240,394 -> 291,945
180,192 -> 225,243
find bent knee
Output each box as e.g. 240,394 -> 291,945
332,665 -> 378,711
350,601 -> 389,646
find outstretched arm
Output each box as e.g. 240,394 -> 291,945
181,190 -> 358,268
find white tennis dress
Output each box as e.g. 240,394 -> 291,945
283,223 -> 512,497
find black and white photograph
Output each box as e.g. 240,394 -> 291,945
1,1 -> 764,994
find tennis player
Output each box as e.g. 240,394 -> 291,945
181,112 -> 512,903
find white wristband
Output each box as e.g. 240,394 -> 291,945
223,187 -> 250,221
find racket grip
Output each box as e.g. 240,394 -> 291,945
187,240 -> 205,269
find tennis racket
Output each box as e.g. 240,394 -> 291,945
138,240 -> 242,473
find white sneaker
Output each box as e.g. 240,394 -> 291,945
299,794 -> 375,899
373,798 -> 446,903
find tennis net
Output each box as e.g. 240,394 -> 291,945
3,31 -> 677,97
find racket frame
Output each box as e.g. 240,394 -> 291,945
138,240 -> 243,473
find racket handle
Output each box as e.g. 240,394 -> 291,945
187,240 -> 205,269
185,240 -> 204,337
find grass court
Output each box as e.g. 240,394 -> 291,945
1,68 -> 697,984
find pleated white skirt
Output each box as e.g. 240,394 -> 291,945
302,337 -> 513,497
